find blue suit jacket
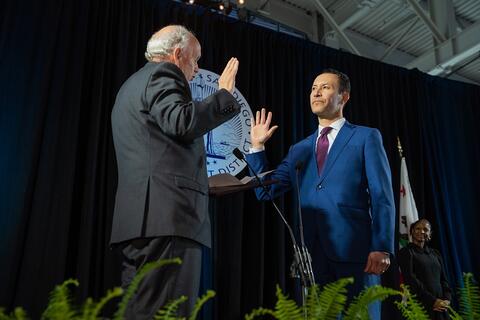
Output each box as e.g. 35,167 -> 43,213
246,121 -> 395,263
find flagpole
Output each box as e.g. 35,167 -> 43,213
397,136 -> 419,248
397,136 -> 403,158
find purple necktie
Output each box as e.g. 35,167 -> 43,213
316,127 -> 333,174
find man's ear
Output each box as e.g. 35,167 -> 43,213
341,91 -> 350,105
172,47 -> 182,64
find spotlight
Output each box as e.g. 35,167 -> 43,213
219,3 -> 225,10
188,0 -> 194,3
238,0 -> 244,4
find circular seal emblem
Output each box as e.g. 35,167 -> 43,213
189,69 -> 252,177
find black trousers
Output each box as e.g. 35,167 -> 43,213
120,236 -> 202,319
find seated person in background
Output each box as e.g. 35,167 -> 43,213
398,218 -> 452,320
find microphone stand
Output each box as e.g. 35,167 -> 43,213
294,162 -> 317,313
232,149 -> 314,317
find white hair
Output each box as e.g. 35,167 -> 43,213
145,25 -> 192,61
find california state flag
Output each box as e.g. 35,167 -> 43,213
398,157 -> 419,249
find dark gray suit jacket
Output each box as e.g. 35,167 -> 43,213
110,62 -> 240,247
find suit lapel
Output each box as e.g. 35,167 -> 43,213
310,128 -> 320,173
319,121 -> 355,183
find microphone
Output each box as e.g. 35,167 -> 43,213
232,148 -> 245,161
232,148 -> 310,289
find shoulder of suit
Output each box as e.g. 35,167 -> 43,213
288,131 -> 315,155
343,121 -> 375,132
147,61 -> 184,77
142,61 -> 190,92
344,122 -> 383,138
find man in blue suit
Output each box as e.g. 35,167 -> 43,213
246,69 -> 395,319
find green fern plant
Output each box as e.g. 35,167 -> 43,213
187,289 -> 216,320
1,257 -> 213,320
308,277 -> 353,319
245,278 -> 354,320
113,257 -> 182,320
272,285 -> 303,320
152,289 -> 216,320
394,285 -> 430,320
344,285 -> 401,320
0,307 -> 28,320
245,285 -> 303,320
40,278 -> 123,320
244,307 -> 277,320
41,278 -> 79,320
154,295 -> 188,320
458,272 -> 480,320
79,287 -> 123,320
245,279 -> 427,320
447,305 -> 464,320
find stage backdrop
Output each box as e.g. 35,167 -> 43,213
1,0 -> 479,319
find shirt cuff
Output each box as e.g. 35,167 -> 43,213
249,146 -> 265,153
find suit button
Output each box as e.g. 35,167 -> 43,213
317,184 -> 322,190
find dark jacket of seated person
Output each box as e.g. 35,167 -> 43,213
398,218 -> 452,320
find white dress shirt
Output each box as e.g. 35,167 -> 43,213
315,117 -> 346,154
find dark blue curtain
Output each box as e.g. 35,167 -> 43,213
1,0 -> 479,318
417,76 -> 480,283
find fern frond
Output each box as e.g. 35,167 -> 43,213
88,287 -> 123,320
0,308 -> 9,320
41,278 -> 79,320
314,277 -> 353,320
113,258 -> 182,320
272,285 -> 302,320
447,305 -> 464,320
12,307 -> 28,320
305,284 -> 321,319
154,295 -> 188,320
0,307 -> 29,320
344,285 -> 401,320
394,285 -> 429,320
188,290 -> 215,320
244,307 -> 277,320
458,273 -> 480,320
79,298 -> 95,320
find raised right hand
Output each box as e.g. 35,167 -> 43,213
218,57 -> 239,94
250,108 -> 278,149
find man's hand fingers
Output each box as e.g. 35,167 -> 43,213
231,58 -> 239,75
226,58 -> 238,75
218,58 -> 239,93
224,58 -> 235,73
434,307 -> 447,312
260,108 -> 266,124
365,252 -> 390,274
267,126 -> 279,138
265,111 -> 273,127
